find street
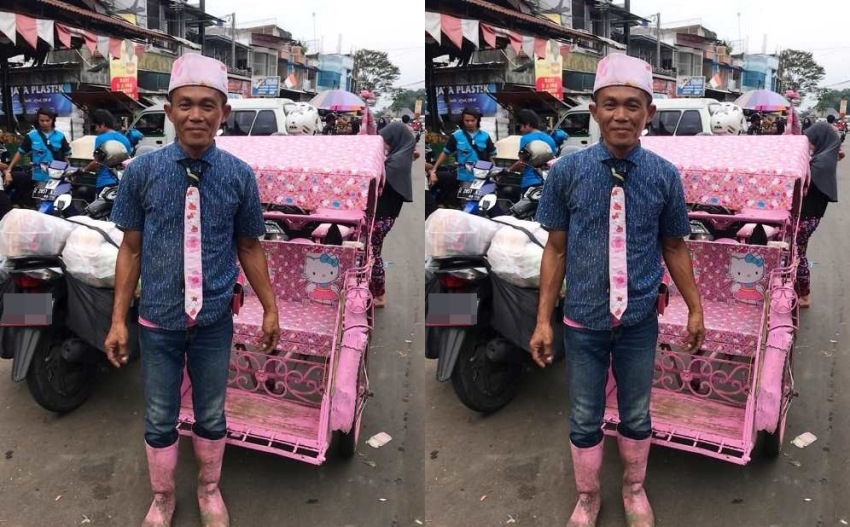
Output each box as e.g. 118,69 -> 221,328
424,160 -> 850,526
0,151 -> 426,527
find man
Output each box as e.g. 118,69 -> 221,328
428,107 -> 496,186
4,107 -> 71,189
104,52 -> 280,527
529,53 -> 704,527
83,109 -> 133,190
508,109 -> 557,190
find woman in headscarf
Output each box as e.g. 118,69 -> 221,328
372,121 -> 416,308
377,117 -> 388,132
797,121 -> 843,307
802,116 -> 813,132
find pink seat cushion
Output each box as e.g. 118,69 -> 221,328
233,296 -> 337,356
659,296 -> 763,356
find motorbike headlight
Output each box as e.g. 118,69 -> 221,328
47,168 -> 63,180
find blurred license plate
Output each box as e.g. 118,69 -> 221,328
32,186 -> 52,199
426,293 -> 478,326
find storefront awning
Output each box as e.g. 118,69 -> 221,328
62,90 -> 145,116
487,90 -> 570,116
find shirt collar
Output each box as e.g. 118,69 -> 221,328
591,139 -> 643,163
166,140 -> 218,164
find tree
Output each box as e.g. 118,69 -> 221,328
778,49 -> 825,99
390,88 -> 426,113
816,88 -> 850,113
353,49 -> 400,99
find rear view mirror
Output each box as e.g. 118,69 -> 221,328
54,194 -> 72,212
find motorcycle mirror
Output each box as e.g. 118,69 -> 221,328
216,128 -> 224,136
479,194 -> 497,211
641,128 -> 649,136
54,194 -> 72,212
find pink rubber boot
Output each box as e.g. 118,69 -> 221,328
142,441 -> 178,527
192,434 -> 230,527
567,441 -> 604,527
617,434 -> 655,527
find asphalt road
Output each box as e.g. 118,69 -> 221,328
425,158 -> 850,526
0,149 -> 427,526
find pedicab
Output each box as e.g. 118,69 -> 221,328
600,135 -> 810,464
176,135 -> 386,464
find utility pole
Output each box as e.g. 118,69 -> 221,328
231,12 -> 236,69
198,0 -> 206,54
656,12 -> 661,68
623,0 -> 631,54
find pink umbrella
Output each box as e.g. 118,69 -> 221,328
309,89 -> 366,112
734,89 -> 791,112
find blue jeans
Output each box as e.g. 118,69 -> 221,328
139,315 -> 233,448
564,314 -> 658,448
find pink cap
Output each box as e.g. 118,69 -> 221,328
168,52 -> 229,97
592,52 -> 653,98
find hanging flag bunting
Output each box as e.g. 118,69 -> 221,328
534,37 -> 548,59
109,37 -> 123,58
0,12 -> 15,45
521,35 -> 535,58
440,13 -> 463,49
425,12 -> 442,45
480,23 -> 496,49
134,43 -> 146,60
461,19 -> 479,49
36,18 -> 54,48
96,35 -> 110,58
84,32 -> 97,54
509,32 -> 522,54
55,23 -> 71,48
15,14 -> 37,49
560,44 -> 571,59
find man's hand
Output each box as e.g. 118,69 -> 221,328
260,310 -> 280,353
3,170 -> 12,187
104,322 -> 130,368
529,322 -> 555,368
428,170 -> 438,187
685,309 -> 705,353
413,150 -> 421,160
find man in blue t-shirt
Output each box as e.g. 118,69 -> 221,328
509,109 -> 557,189
83,109 -> 133,190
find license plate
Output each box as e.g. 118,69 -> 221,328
457,187 -> 477,200
32,186 -> 52,199
426,293 -> 478,326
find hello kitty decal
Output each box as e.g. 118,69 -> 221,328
729,253 -> 765,304
305,253 -> 341,304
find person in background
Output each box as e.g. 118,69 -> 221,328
802,117 -> 813,132
83,109 -> 133,191
350,117 -> 361,135
372,121 -> 416,308
531,53 -> 703,527
377,117 -> 388,132
508,109 -> 557,190
796,121 -> 843,308
323,112 -> 337,135
4,107 -> 71,188
427,107 -> 496,186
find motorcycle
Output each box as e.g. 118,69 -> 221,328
31,160 -> 78,215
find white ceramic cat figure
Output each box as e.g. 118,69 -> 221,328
305,253 -> 340,304
730,253 -> 765,304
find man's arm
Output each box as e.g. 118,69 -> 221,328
528,230 -> 566,368
236,237 -> 280,352
103,230 -> 141,367
662,236 -> 704,352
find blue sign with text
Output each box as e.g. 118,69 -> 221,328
436,84 -> 498,116
0,84 -> 73,117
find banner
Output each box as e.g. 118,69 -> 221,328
110,40 -> 139,100
676,76 -> 705,97
534,41 -> 563,100
0,84 -> 73,117
840,99 -> 847,116
435,84 -> 498,116
111,0 -> 147,26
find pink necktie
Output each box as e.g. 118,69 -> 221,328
182,161 -> 203,322
607,161 -> 630,322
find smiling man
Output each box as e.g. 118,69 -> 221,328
529,53 -> 704,527
105,52 -> 280,527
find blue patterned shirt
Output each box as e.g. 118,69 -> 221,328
111,141 -> 266,330
536,141 -> 690,330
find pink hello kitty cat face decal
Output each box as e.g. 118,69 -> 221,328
304,253 -> 341,305
729,252 -> 765,304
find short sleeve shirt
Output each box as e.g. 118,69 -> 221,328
536,141 -> 690,330
111,141 -> 266,330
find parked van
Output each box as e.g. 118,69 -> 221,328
557,98 -> 721,148
129,98 -> 296,149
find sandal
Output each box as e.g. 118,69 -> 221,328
799,295 -> 810,308
374,295 -> 385,309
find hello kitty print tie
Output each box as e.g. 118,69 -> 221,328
179,159 -> 205,323
604,159 -> 633,322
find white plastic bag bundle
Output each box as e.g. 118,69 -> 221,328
0,209 -> 77,258
61,217 -> 124,288
425,209 -> 502,258
486,217 -> 549,288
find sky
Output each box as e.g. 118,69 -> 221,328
632,0 -> 850,105
204,0 -> 425,105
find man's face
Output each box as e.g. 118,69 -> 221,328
590,86 -> 655,151
462,114 -> 477,132
519,123 -> 532,134
165,86 -> 231,151
94,123 -> 106,134
37,114 -> 53,132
